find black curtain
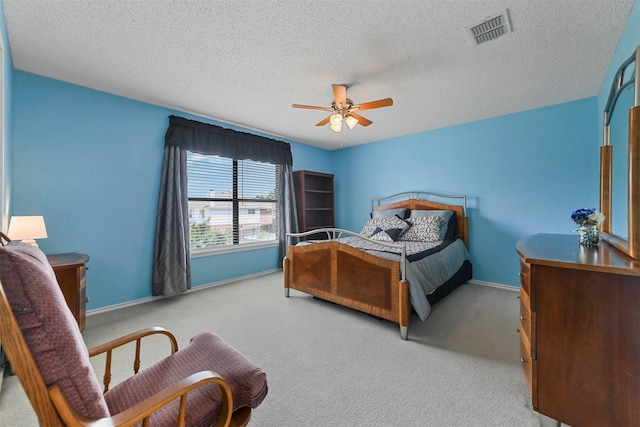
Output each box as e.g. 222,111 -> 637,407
152,116 -> 297,296
164,115 -> 293,163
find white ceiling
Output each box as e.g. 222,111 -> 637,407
2,1 -> 636,150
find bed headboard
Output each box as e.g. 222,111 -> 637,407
372,191 -> 469,249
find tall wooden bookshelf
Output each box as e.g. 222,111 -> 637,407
293,170 -> 334,239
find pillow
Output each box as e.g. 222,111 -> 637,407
371,208 -> 407,219
360,215 -> 411,241
409,209 -> 454,219
410,209 -> 456,240
370,227 -> 395,243
444,215 -> 458,240
399,216 -> 444,242
0,242 -> 110,419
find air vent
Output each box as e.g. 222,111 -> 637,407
467,9 -> 512,45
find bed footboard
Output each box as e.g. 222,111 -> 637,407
284,241 -> 410,339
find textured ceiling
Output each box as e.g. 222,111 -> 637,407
2,1 -> 636,150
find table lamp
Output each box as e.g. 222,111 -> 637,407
7,216 -> 48,248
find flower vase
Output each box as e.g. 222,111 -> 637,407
577,223 -> 600,246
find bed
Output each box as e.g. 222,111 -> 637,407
283,191 -> 472,340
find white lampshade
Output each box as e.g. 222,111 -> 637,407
8,216 -> 48,248
345,115 -> 359,130
329,114 -> 343,132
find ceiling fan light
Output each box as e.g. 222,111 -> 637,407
330,122 -> 342,132
345,115 -> 359,130
329,113 -> 343,127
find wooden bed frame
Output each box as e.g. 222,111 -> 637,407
283,191 -> 470,340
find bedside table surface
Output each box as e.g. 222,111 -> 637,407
46,252 -> 90,267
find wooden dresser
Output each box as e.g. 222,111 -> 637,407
47,252 -> 89,332
516,234 -> 640,426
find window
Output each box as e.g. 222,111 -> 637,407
187,152 -> 279,251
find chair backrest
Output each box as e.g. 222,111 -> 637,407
0,278 -> 63,426
0,239 -> 110,425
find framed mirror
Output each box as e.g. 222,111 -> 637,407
601,45 -> 640,259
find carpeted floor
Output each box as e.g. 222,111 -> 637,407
0,272 -> 542,426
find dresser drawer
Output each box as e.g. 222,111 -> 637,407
519,260 -> 531,293
520,333 -> 533,395
519,294 -> 532,342
519,258 -> 535,398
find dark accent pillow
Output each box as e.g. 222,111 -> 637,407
445,214 -> 458,240
370,227 -> 394,242
361,215 -> 411,241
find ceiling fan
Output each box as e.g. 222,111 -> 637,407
292,84 -> 393,132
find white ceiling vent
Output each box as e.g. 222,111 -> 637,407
467,10 -> 512,45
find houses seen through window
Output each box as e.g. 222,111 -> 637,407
187,152 -> 279,250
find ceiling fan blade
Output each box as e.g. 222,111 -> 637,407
332,84 -> 347,109
315,116 -> 331,126
351,97 -> 393,111
349,112 -> 372,127
292,104 -> 332,111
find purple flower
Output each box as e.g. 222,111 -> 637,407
571,208 -> 604,225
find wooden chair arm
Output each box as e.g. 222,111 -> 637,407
88,327 -> 179,393
88,327 -> 178,357
49,370 -> 234,427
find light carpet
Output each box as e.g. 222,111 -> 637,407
0,271 -> 541,426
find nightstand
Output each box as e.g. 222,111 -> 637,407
46,252 -> 89,332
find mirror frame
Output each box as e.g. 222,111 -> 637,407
601,46 -> 640,259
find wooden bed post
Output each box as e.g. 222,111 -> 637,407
283,256 -> 290,297
399,280 -> 409,340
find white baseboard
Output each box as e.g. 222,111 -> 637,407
467,279 -> 518,292
87,269 -> 281,317
87,272 -> 515,316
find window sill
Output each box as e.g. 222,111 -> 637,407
190,241 -> 278,258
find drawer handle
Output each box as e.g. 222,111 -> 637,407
521,357 -> 526,363
520,315 -> 525,320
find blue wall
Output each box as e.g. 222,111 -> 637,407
11,71 -> 331,309
333,98 -> 599,287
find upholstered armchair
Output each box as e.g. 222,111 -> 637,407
0,237 -> 267,426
